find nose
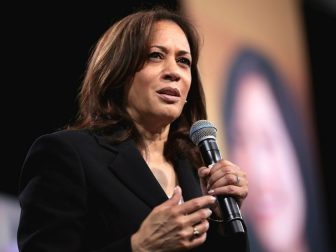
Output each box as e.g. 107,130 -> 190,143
162,59 -> 181,82
163,72 -> 181,82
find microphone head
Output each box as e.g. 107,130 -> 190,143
189,120 -> 217,145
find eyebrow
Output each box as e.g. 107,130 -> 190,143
150,45 -> 191,56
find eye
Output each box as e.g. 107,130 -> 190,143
177,57 -> 191,67
148,52 -> 163,61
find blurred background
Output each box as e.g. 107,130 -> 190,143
2,0 -> 335,251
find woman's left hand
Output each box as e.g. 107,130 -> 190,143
198,159 -> 248,208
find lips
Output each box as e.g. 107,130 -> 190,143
156,87 -> 181,97
156,87 -> 181,103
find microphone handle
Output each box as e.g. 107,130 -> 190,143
199,140 -> 245,234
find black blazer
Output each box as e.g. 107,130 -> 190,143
17,129 -> 249,251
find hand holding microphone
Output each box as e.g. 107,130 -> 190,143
190,120 -> 247,235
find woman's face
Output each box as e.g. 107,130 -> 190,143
126,20 -> 192,130
229,73 -> 306,251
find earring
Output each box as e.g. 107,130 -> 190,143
185,100 -> 188,103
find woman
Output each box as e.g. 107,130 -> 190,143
17,6 -> 249,251
223,48 -> 330,252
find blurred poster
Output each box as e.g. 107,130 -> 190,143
181,0 -> 331,251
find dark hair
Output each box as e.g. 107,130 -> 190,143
69,6 -> 206,166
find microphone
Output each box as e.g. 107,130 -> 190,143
190,120 -> 245,234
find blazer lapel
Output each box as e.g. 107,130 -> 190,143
94,133 -> 202,208
175,158 -> 203,201
95,134 -> 168,209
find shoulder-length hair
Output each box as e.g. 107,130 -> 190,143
69,6 -> 206,166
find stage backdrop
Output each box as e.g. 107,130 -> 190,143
181,0 -> 331,251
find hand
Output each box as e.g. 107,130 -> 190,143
131,186 -> 216,252
198,160 -> 248,208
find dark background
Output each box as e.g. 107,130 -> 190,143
3,0 -> 335,249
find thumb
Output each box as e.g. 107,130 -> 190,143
166,186 -> 182,206
198,166 -> 211,179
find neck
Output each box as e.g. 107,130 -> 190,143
133,121 -> 170,161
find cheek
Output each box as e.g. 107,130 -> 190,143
127,73 -> 150,100
127,86 -> 138,107
182,86 -> 190,99
182,77 -> 192,97
126,81 -> 144,112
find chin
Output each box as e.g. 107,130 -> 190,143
157,113 -> 180,125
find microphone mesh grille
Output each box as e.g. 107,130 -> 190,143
189,120 -> 217,145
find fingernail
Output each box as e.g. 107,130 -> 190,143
205,221 -> 210,229
208,189 -> 214,194
210,196 -> 217,202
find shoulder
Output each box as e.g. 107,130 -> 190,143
28,128 -> 128,157
24,129 -> 104,161
36,129 -> 93,142
19,130 -> 96,191
31,129 -> 96,148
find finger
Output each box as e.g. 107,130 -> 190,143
188,229 -> 207,249
234,172 -> 248,187
210,159 -> 237,173
186,207 -> 212,227
208,166 -> 246,189
164,186 -> 183,207
209,173 -> 241,189
197,166 -> 210,179
190,219 -> 209,241
178,196 -> 216,218
207,162 -> 236,186
208,184 -> 248,201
